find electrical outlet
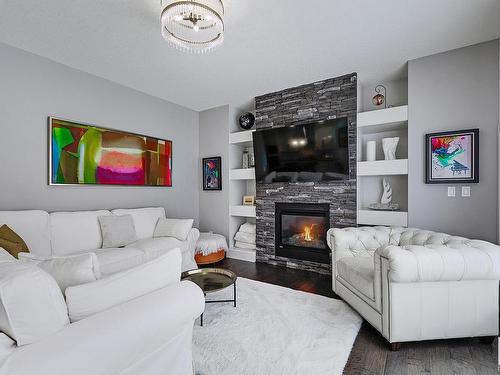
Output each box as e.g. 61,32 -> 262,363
462,186 -> 471,197
447,187 -> 456,197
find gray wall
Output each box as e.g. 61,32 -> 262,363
408,40 -> 499,242
198,106 -> 229,237
0,43 -> 200,224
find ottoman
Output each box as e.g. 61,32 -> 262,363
194,232 -> 228,265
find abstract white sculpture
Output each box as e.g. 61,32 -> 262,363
382,137 -> 399,160
380,178 -> 392,204
369,178 -> 400,211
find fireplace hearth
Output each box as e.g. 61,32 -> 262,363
275,203 -> 330,264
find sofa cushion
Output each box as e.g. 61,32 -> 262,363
0,211 -> 51,257
65,249 -> 182,322
90,247 -> 147,276
111,208 -> 165,240
127,237 -> 196,272
127,237 -> 184,255
0,262 -> 69,345
18,253 -> 101,292
336,256 -> 375,300
50,210 -> 112,255
98,214 -> 137,248
0,249 -> 15,263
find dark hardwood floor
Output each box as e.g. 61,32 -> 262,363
208,257 -> 499,375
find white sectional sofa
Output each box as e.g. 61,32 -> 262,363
0,207 -> 200,274
0,248 -> 204,375
327,226 -> 500,349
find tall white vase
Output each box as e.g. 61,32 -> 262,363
366,141 -> 376,162
382,137 -> 399,160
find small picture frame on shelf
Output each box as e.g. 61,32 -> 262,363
425,128 -> 479,184
202,157 -> 222,191
242,195 -> 255,206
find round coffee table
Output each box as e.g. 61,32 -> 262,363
181,268 -> 237,326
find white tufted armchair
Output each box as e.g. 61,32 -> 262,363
327,226 -> 500,350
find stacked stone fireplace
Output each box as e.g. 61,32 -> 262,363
254,73 -> 357,274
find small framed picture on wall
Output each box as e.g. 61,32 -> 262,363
425,128 -> 479,184
202,157 -> 222,191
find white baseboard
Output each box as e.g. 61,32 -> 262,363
227,247 -> 256,263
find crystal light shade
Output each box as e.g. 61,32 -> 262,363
161,0 -> 224,54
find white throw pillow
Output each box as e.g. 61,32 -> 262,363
111,207 -> 165,239
18,252 -> 101,292
98,215 -> 137,248
154,218 -> 194,241
0,262 -> 69,346
65,248 -> 182,322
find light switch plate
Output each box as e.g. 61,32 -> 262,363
447,187 -> 456,197
462,186 -> 471,197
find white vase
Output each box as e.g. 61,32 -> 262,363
366,141 -> 376,161
382,137 -> 399,160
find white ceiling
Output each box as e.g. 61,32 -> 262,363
0,0 -> 499,111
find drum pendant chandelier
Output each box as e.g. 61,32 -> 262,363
160,0 -> 225,54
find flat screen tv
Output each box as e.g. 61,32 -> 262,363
252,118 -> 349,183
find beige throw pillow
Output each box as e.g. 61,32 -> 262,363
0,225 -> 29,258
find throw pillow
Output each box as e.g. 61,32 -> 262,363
0,225 -> 29,258
18,253 -> 101,292
65,249 -> 181,322
0,262 -> 69,346
153,218 -> 194,241
98,215 -> 137,248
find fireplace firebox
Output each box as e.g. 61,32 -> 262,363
275,203 -> 330,264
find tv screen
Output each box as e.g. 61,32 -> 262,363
252,118 -> 349,183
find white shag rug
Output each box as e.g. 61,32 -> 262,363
193,277 -> 362,375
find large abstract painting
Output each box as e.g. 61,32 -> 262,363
49,118 -> 172,186
425,128 -> 479,184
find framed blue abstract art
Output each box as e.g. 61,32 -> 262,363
425,128 -> 479,184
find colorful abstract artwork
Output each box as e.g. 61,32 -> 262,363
425,128 -> 479,184
49,118 -> 172,186
202,157 -> 222,191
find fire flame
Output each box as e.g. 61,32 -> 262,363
303,224 -> 316,241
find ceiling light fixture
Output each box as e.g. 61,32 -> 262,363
160,0 -> 224,54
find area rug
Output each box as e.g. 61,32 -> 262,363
193,277 -> 362,375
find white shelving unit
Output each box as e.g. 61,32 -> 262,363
230,205 -> 256,218
230,168 -> 255,180
228,129 -> 257,262
357,159 -> 408,176
358,210 -> 408,227
229,129 -> 255,146
357,106 -> 409,227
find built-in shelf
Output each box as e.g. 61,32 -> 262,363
229,129 -> 255,146
227,247 -> 256,262
357,104 -> 409,227
357,159 -> 408,176
358,209 -> 408,227
358,105 -> 408,129
230,168 -> 255,180
230,205 -> 256,218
